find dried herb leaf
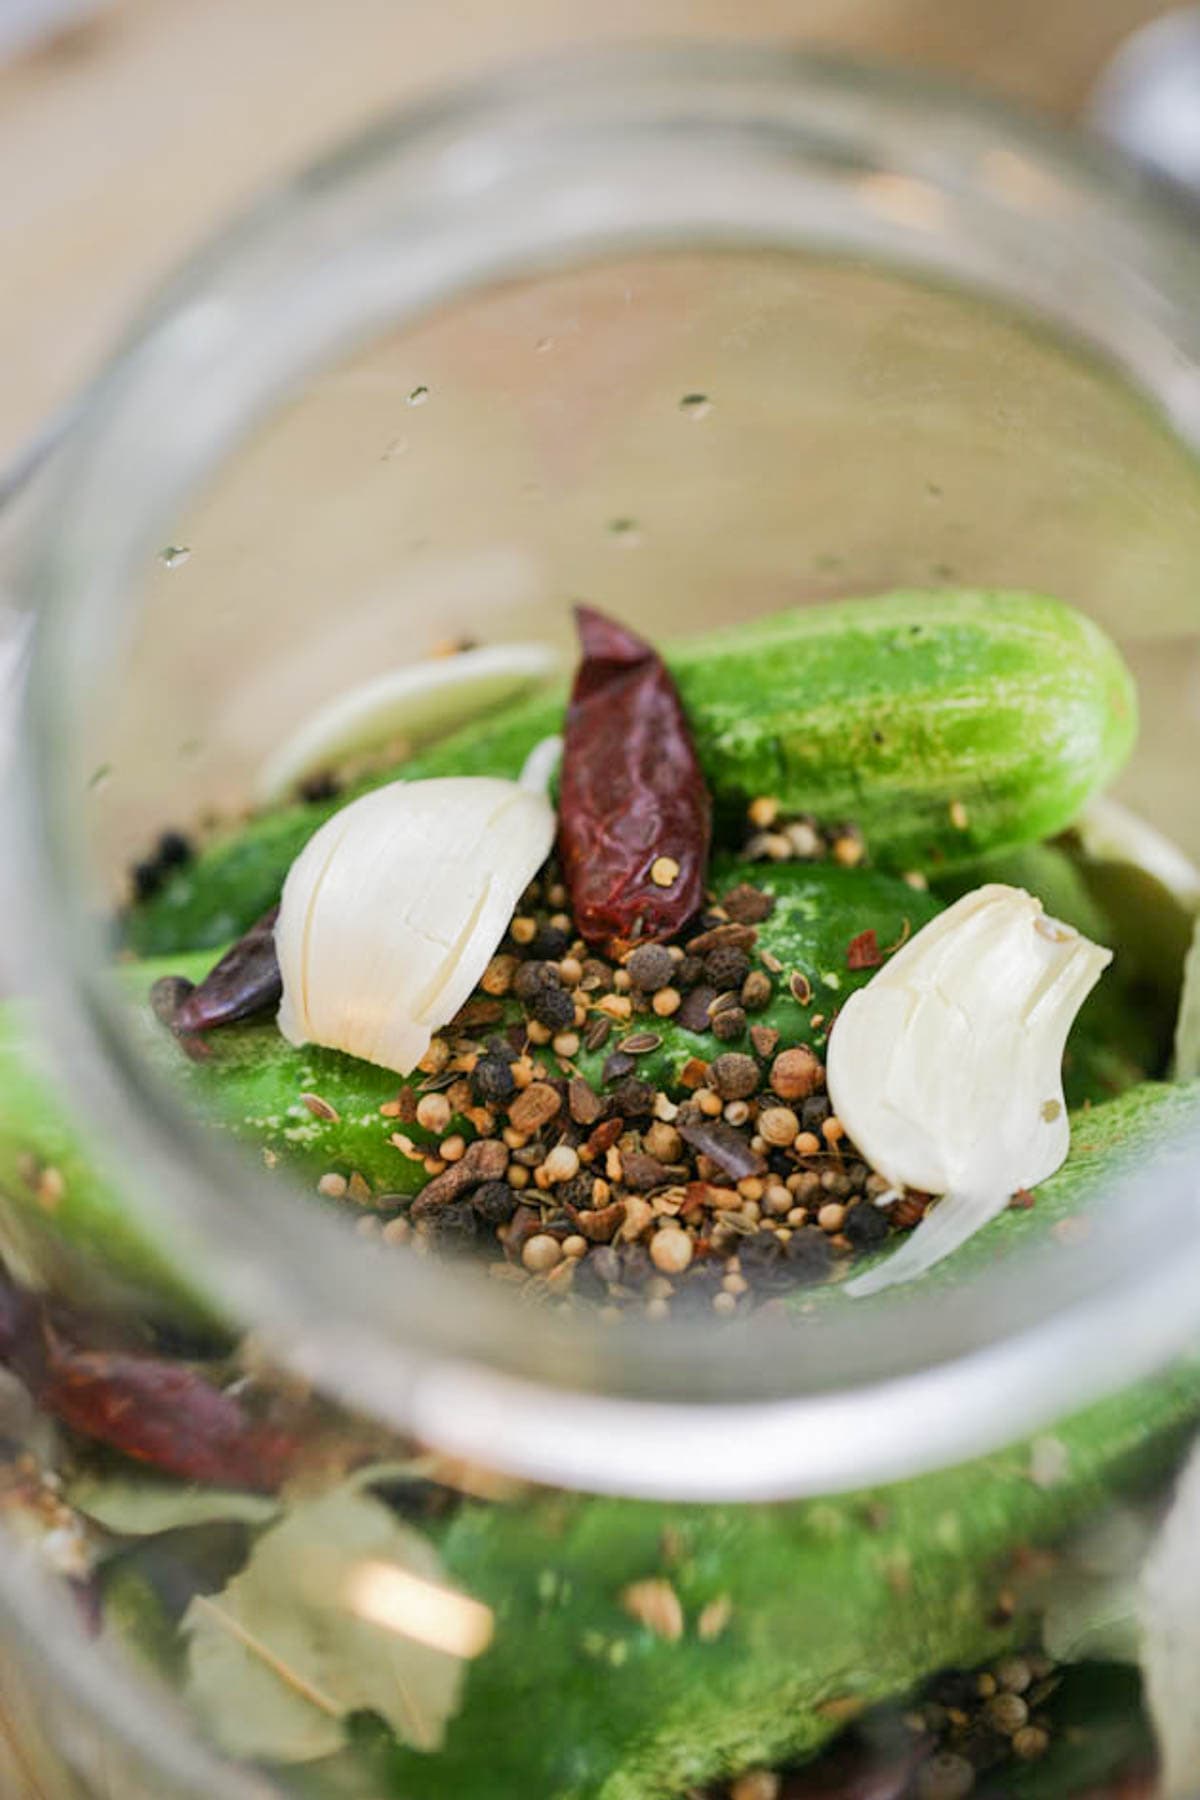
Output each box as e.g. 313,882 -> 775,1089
183,1486 -> 473,1763
68,1474 -> 281,1538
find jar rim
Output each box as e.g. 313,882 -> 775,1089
12,43 -> 1200,1502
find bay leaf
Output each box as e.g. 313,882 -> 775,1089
182,1485 -> 472,1764
69,1473 -> 281,1537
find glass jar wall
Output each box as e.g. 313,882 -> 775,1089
2,49 -> 1200,1800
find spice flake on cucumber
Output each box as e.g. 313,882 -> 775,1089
1,587 -> 1197,1800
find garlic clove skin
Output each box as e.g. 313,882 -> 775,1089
827,884 -> 1112,1297
276,769 -> 555,1076
255,643 -> 561,805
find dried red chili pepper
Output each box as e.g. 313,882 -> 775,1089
0,1265 -> 297,1492
36,1328 -> 297,1492
172,905 -> 281,1033
558,606 -> 710,948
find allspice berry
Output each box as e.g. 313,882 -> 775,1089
708,1053 -> 760,1100
769,1045 -> 824,1102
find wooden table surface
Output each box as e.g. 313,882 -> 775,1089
0,0 -> 1175,469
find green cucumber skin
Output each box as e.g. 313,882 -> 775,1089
0,860 -> 1170,1309
126,591 -> 1137,955
374,1362 -> 1200,1800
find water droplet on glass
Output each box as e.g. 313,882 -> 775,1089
535,337 -> 555,353
679,393 -> 712,418
382,437 -> 409,460
87,763 -> 113,792
608,518 -> 643,549
179,738 -> 203,759
158,546 -> 191,568
406,386 -> 430,407
925,481 -> 944,499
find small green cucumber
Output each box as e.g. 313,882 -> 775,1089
126,591 -> 1136,955
375,1359 -> 1200,1799
0,860 -> 1171,1312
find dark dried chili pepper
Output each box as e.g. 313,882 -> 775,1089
558,605 -> 710,948
172,905 -> 281,1033
0,1265 -> 296,1492
36,1327 -> 297,1492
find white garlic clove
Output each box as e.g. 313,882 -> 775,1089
275,759 -> 556,1075
254,643 -> 561,805
827,884 -> 1112,1298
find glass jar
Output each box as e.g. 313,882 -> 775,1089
2,46 -> 1200,1800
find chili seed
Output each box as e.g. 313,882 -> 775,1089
652,987 -> 681,1018
650,856 -> 681,888
621,1578 -> 684,1641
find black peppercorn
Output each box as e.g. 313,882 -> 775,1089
132,859 -> 163,902
529,924 -> 571,962
514,961 -> 561,1003
157,830 -> 193,869
843,1202 -> 890,1249
609,1076 -> 656,1117
471,1181 -> 518,1226
801,1094 -> 833,1132
425,1199 -> 480,1253
471,1054 -> 516,1105
529,984 -> 576,1031
783,1226 -> 833,1284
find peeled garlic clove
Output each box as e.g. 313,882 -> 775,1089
826,884 -> 1112,1298
254,643 -> 561,805
275,754 -> 557,1075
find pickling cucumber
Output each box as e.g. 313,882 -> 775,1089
126,591 -> 1137,955
0,855 -> 1174,1312
304,1359 -> 1200,1799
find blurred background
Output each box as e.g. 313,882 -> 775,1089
0,0 -> 1194,475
